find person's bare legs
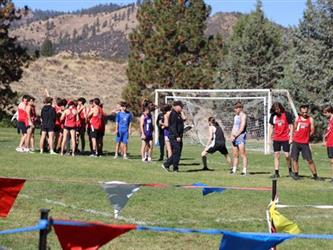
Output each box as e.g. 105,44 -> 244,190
40,131 -> 47,153
238,144 -> 248,175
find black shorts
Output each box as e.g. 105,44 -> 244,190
41,127 -> 54,133
90,129 -> 102,139
291,142 -> 312,161
327,147 -> 333,159
17,121 -> 28,134
207,144 -> 228,155
87,128 -> 92,137
64,126 -> 76,131
273,140 -> 290,153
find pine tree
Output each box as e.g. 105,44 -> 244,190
124,0 -> 223,114
40,37 -> 54,57
220,0 -> 284,89
279,0 -> 333,141
0,0 -> 29,119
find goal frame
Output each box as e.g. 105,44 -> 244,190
154,89 -> 298,154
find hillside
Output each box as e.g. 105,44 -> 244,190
11,54 -> 127,113
11,4 -> 241,59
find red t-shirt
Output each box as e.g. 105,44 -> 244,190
293,116 -> 311,144
64,106 -> 77,128
90,106 -> 102,131
269,112 -> 293,141
325,117 -> 333,147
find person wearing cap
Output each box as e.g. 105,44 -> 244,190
162,101 -> 184,172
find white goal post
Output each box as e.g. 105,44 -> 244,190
154,89 -> 298,154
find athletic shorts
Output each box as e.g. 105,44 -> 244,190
207,144 -> 228,155
142,134 -> 153,143
54,125 -> 62,133
76,126 -> 86,134
64,126 -> 76,131
273,140 -> 290,153
90,129 -> 102,139
327,147 -> 333,159
41,127 -> 54,133
116,130 -> 129,144
17,121 -> 27,134
232,133 -> 246,147
291,142 -> 312,161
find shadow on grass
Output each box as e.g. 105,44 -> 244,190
186,168 -> 215,173
179,162 -> 200,166
248,171 -> 271,175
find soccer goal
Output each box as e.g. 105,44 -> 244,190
154,89 -> 298,154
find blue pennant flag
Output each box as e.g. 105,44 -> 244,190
219,231 -> 292,250
192,183 -> 226,196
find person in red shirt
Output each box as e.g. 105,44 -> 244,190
290,105 -> 322,181
60,101 -> 78,156
268,102 -> 294,178
76,97 -> 87,153
54,98 -> 66,153
16,95 -> 30,152
323,105 -> 333,184
87,98 -> 103,157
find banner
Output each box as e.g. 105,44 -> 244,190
53,220 -> 136,250
101,181 -> 140,218
0,177 -> 25,217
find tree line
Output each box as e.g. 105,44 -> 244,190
125,0 -> 333,140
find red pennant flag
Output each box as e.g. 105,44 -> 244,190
0,177 -> 25,218
53,220 -> 136,250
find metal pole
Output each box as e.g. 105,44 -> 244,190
271,179 -> 277,202
39,208 -> 50,250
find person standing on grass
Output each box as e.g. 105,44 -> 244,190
40,97 -> 57,154
323,105 -> 333,184
87,98 -> 103,157
290,105 -> 323,181
230,102 -> 248,175
26,96 -> 37,152
140,105 -> 154,162
114,102 -> 132,160
268,102 -> 294,178
60,100 -> 78,156
160,104 -> 173,161
162,101 -> 184,172
201,117 -> 232,171
16,95 -> 30,153
76,97 -> 87,153
156,107 -> 165,161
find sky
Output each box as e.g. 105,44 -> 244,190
13,0 -> 307,27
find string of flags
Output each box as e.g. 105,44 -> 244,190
1,177 -> 333,250
1,218 -> 333,250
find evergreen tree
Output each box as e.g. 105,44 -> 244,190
279,0 -> 333,141
220,0 -> 284,89
40,37 -> 54,57
124,0 -> 223,114
0,0 -> 29,119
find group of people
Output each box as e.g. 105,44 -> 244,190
15,94 -> 133,158
13,94 -> 333,183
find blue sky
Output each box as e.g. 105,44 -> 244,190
13,0 -> 307,27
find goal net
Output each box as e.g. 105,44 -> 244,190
154,89 -> 297,154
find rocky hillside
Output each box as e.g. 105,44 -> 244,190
11,53 -> 127,113
11,4 -> 241,59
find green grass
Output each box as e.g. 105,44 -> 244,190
0,128 -> 332,249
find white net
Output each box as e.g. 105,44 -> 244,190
155,89 -> 298,154
165,96 -> 266,152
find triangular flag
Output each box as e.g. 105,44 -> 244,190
0,177 -> 25,218
192,183 -> 226,196
101,181 -> 140,218
219,231 -> 291,250
53,220 -> 136,250
269,202 -> 301,234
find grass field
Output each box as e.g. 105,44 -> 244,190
0,127 -> 332,250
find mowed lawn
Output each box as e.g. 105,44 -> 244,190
0,128 -> 332,250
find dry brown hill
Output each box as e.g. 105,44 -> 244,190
11,53 -> 127,114
11,5 -> 241,59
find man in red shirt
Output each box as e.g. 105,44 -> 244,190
269,102 -> 294,178
323,105 -> 333,184
290,105 -> 322,181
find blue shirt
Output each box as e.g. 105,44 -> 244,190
116,111 -> 132,131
